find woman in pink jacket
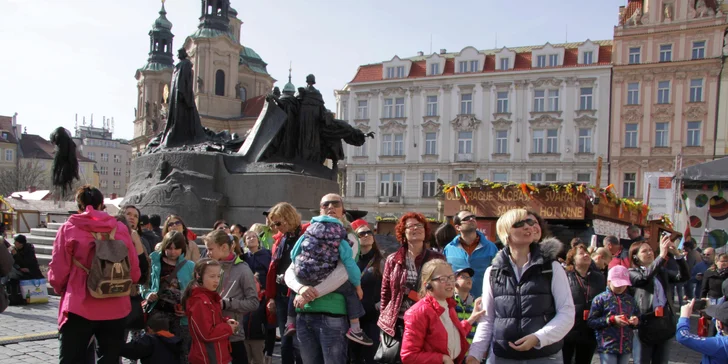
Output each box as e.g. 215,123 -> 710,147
48,185 -> 142,364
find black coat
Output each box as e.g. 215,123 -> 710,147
357,249 -> 383,323
629,255 -> 689,315
120,332 -> 182,364
243,249 -> 273,340
565,267 -> 606,344
12,243 -> 43,279
701,268 -> 728,299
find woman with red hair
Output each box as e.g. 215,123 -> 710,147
377,212 -> 444,363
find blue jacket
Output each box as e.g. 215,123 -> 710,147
443,231 -> 497,298
587,288 -> 640,354
142,252 -> 195,325
676,317 -> 728,363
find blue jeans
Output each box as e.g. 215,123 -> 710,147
599,353 -> 630,364
297,313 -> 348,364
276,296 -> 301,364
486,351 -> 562,363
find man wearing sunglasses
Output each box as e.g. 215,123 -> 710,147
444,210 -> 497,298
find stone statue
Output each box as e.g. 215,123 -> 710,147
664,3 -> 673,21
627,7 -> 642,26
320,111 -> 374,173
145,101 -> 150,116
160,48 -> 209,148
197,76 -> 204,93
272,86 -> 281,98
696,0 -> 715,17
297,74 -> 326,163
235,81 -> 242,98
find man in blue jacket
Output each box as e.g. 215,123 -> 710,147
443,210 -> 497,298
676,299 -> 728,363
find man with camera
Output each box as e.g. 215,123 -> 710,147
676,299 -> 728,363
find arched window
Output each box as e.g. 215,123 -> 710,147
215,70 -> 225,96
240,87 -> 247,101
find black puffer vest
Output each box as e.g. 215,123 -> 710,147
490,240 -> 563,359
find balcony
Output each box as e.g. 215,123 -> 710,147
378,196 -> 403,204
454,153 -> 473,162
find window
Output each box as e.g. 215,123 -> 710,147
386,67 -> 395,78
659,44 -> 672,62
394,98 -> 405,118
657,81 -> 671,104
545,173 -> 557,182
113,181 -> 120,190
655,122 -> 669,147
496,91 -> 509,113
458,131 -> 473,154
459,61 -> 468,73
101,180 -> 108,188
500,58 -> 509,70
548,90 -> 559,111
690,79 -> 703,102
113,167 -> 121,176
340,100 -> 348,120
583,51 -> 593,65
530,173 -> 543,183
393,134 -> 404,155
627,82 -> 640,105
383,99 -> 393,118
424,132 -> 437,155
101,153 -> 108,162
422,173 -> 437,197
693,41 -> 706,59
495,130 -> 508,154
215,69 -> 225,96
629,47 -> 641,64
396,66 -> 405,78
533,90 -> 545,112
4,149 -> 12,162
430,63 -> 440,75
354,142 -> 367,157
687,121 -> 702,146
381,134 -> 392,155
625,124 -> 639,148
457,172 -> 473,183
460,93 -> 472,114
580,87 -> 593,110
492,172 -> 508,182
576,173 -> 591,183
357,100 -> 368,119
549,54 -> 558,66
537,55 -> 546,68
113,154 -> 120,163
100,166 -> 108,175
546,129 -> 558,153
532,130 -> 545,153
469,60 -> 479,72
355,174 -> 366,197
426,96 -> 438,116
380,173 -> 403,197
578,128 -> 592,153
623,173 -> 636,197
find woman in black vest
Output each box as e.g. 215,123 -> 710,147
466,208 -> 575,363
628,236 -> 688,364
562,244 -> 605,364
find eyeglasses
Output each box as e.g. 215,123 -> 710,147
457,275 -> 472,281
459,215 -> 476,224
357,230 -> 373,238
320,200 -> 342,208
512,219 -> 537,229
269,221 -> 282,227
167,221 -> 183,227
406,223 -> 424,230
431,275 -> 456,284
218,225 -> 229,230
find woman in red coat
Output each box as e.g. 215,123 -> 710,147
401,259 -> 483,364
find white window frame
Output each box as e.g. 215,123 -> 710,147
354,142 -> 368,157
357,100 -> 368,119
546,129 -> 558,153
458,61 -> 468,73
4,150 -> 12,162
393,133 -> 404,156
659,44 -> 672,62
578,128 -> 592,153
422,173 -> 437,198
655,122 -> 669,147
113,181 -> 120,189
687,121 -> 702,147
113,154 -> 121,163
394,97 -> 405,118
623,173 -> 636,197
469,60 -> 479,72
424,132 -> 437,155
657,81 -> 671,104
627,82 -> 640,105
532,129 -> 545,153
530,173 -> 543,183
495,130 -> 508,154
576,173 -> 591,183
500,58 -> 509,70
458,131 -> 473,154
460,93 -> 473,115
579,87 -> 593,110
100,166 -> 108,175
426,95 -> 438,116
430,63 -> 440,75
396,66 -> 405,78
533,90 -> 545,112
549,54 -> 558,67
629,47 -> 641,64
457,172 -> 473,183
354,173 -> 366,197
583,51 -> 593,65
113,167 -> 121,176
492,172 -> 508,182
386,67 -> 395,79
381,134 -> 393,155
690,79 -> 703,102
536,55 -> 546,68
548,89 -> 560,111
383,98 -> 394,118
692,41 -> 706,60
101,153 -> 109,162
625,124 -> 638,148
496,91 -> 509,113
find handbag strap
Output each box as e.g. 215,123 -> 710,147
412,250 -> 430,291
163,259 -> 187,283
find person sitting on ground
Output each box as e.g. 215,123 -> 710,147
9,234 -> 43,280
676,299 -> 728,363
120,315 -> 182,364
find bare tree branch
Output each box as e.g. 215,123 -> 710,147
0,160 -> 50,196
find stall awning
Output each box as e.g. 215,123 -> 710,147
678,157 -> 728,182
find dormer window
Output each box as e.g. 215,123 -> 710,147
583,51 -> 593,65
578,40 -> 600,65
396,66 -> 405,78
500,58 -> 509,70
469,60 -> 479,72
537,55 -> 546,68
386,67 -> 395,78
454,46 -> 485,74
430,63 -> 439,75
385,65 -> 406,79
549,54 -> 558,67
458,61 -> 467,73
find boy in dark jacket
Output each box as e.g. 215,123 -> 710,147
120,316 -> 182,364
588,265 -> 640,364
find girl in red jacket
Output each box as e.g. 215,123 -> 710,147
183,258 -> 239,364
401,259 -> 484,364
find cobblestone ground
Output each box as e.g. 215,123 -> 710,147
0,298 -> 704,363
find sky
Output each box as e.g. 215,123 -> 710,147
0,0 -> 625,141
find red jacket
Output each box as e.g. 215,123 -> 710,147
401,295 -> 471,364
185,286 -> 233,364
377,246 -> 444,336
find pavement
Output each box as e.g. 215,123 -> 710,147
0,298 -> 706,364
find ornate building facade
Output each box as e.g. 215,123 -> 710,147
131,1 -> 274,154
73,120 -> 132,197
610,0 -> 728,199
336,41 -> 613,219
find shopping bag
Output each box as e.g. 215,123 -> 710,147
19,279 -> 49,304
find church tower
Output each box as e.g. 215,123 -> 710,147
131,1 -> 174,154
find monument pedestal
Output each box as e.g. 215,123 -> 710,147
123,151 -> 339,228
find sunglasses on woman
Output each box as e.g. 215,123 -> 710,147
357,230 -> 373,238
512,219 -> 537,228
167,220 -> 183,227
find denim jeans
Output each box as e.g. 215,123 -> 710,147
486,351 -> 563,363
599,353 -> 630,364
632,334 -> 670,364
297,313 -> 348,364
276,296 -> 302,364
334,281 -> 365,319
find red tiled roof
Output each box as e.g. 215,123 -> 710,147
18,134 -> 93,162
241,95 -> 266,118
350,42 -> 613,83
623,0 -> 643,24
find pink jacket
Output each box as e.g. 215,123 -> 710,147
401,295 -> 471,364
48,206 -> 141,329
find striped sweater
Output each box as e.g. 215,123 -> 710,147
454,293 -> 477,343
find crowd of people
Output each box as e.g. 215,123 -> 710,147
2,184 -> 728,363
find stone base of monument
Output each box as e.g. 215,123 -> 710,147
123,151 -> 339,228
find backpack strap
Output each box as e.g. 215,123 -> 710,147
73,257 -> 90,274
163,259 -> 188,284
91,227 -> 117,241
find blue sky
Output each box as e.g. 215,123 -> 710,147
0,0 -> 625,140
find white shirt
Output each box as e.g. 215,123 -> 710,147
437,298 -> 462,360
468,255 -> 575,360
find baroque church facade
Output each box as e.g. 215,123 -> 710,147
130,0 -> 275,154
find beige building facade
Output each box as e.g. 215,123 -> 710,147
73,123 -> 132,197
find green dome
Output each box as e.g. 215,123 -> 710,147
152,4 -> 172,31
283,81 -> 296,93
229,7 -> 238,17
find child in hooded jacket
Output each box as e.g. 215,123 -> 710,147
588,265 -> 641,364
184,258 -> 239,364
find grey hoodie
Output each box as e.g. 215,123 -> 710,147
219,255 -> 259,342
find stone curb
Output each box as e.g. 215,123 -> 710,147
0,331 -> 59,345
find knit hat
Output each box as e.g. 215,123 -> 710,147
351,219 -> 369,232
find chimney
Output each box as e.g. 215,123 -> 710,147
110,193 -> 118,199
440,48 -> 447,54
27,186 -> 36,193
417,51 -> 424,56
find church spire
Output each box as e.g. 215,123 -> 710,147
146,0 -> 174,67
199,0 -> 231,32
283,62 -> 295,94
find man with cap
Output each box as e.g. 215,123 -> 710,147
139,215 -> 161,253
9,234 -> 43,280
453,267 -> 484,344
677,299 -> 728,363
444,210 -> 497,298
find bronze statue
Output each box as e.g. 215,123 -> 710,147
297,74 -> 326,163
160,48 -> 209,148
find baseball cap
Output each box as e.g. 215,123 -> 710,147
139,215 -> 150,226
351,219 -> 369,232
607,265 -> 632,288
455,267 -> 475,278
705,301 -> 728,324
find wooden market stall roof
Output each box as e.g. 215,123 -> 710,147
1,198 -> 77,215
